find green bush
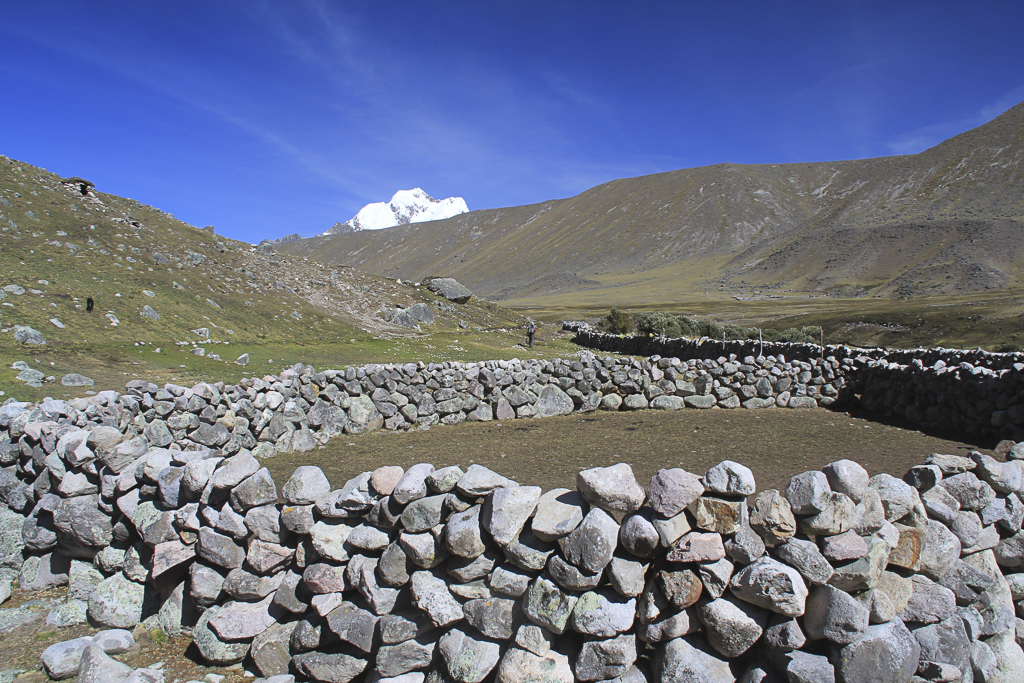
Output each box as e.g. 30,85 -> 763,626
676,316 -> 701,338
604,308 -> 633,334
636,311 -> 682,338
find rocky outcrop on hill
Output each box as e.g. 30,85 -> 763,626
424,278 -> 472,304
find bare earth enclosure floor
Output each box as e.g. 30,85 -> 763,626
265,407 -> 997,494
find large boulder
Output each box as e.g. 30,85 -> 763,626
425,278 -> 473,303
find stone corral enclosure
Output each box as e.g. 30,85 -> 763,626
1,337 -> 1024,681
568,323 -> 1024,442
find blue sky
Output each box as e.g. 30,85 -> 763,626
2,1 -> 1022,243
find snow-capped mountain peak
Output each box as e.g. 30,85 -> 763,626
323,188 -> 468,235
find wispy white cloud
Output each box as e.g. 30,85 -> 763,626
885,86 -> 1024,155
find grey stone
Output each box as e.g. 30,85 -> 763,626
425,278 -> 473,303
41,637 -> 94,679
918,520 -> 961,581
653,509 -> 694,549
575,634 -> 636,682
749,489 -> 797,547
536,385 -> 575,418
577,463 -> 646,515
230,467 -> 277,511
92,628 -> 135,654
209,593 -> 278,640
666,532 -> 726,563
282,465 -> 331,504
834,620 -> 920,683
426,466 -> 464,494
410,570 -> 463,627
703,460 -> 756,496
940,472 -> 996,512
401,529 -> 448,569
251,621 -> 293,678
190,563 -> 225,607
764,614 -> 806,651
785,652 -> 835,683
439,628 -> 501,683
899,576 -> 956,624
464,596 -> 519,639
497,648 -> 573,683
376,637 -> 435,677
561,508 -> 619,573
483,485 -> 541,546
524,574 -> 578,634
699,595 -> 767,658
822,459 -> 870,503
87,572 -> 145,628
647,469 -> 704,517
490,565 -> 532,597
456,464 -> 512,497
570,590 -> 636,637
196,527 -> 245,569
798,492 -> 857,537
653,636 -> 735,683
210,451 -> 260,489
76,644 -> 132,683
293,652 -> 368,683
820,530 -> 868,563
402,495 -> 447,533
608,556 -> 648,598
394,463 -> 436,505
327,602 -> 380,652
446,505 -> 486,558
620,510 -> 661,558
871,473 -> 920,521
913,617 -> 970,681
46,599 -> 88,627
729,558 -> 809,616
785,471 -> 831,514
828,533 -> 892,592
803,584 -> 869,644
697,557 -> 735,600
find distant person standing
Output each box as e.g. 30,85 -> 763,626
86,297 -> 94,312
527,320 -> 536,348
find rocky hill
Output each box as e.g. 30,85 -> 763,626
0,157 -> 530,400
279,101 -> 1024,302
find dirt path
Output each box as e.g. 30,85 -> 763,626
264,407 -> 993,494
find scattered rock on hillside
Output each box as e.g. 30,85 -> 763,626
235,353 -> 249,366
385,303 -> 435,329
61,374 -> 94,387
139,305 -> 160,320
13,326 -> 45,345
425,278 -> 472,304
17,368 -> 45,385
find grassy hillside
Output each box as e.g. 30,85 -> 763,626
0,157 -> 576,402
278,101 -> 1024,312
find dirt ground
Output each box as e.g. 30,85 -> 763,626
264,406 -> 995,494
0,407 -> 996,682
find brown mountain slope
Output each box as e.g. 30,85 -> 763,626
279,101 -> 1024,302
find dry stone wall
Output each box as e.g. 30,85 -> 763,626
567,324 -> 1024,442
1,351 -> 1024,681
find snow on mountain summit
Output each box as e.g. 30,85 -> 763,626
323,188 -> 468,235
